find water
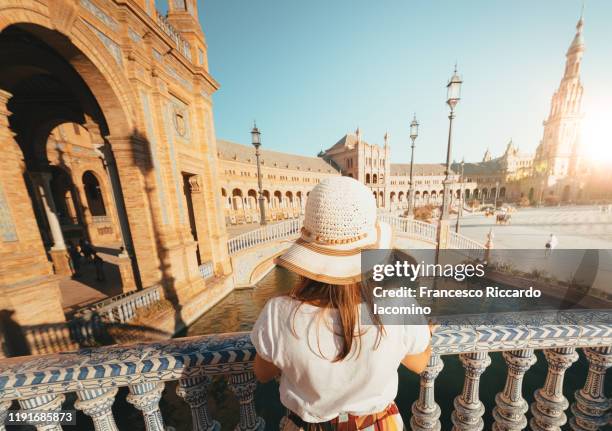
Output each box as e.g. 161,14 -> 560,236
175,267 -> 594,431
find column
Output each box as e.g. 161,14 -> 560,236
530,347 -> 579,431
18,393 -> 65,431
75,387 -> 119,431
176,375 -> 220,431
107,135 -> 163,288
410,354 -> 444,431
227,373 -> 265,431
93,139 -> 139,291
186,175 -> 213,267
492,349 -> 537,431
127,382 -> 166,431
569,346 -> 612,430
31,171 -> 71,276
451,351 -> 491,431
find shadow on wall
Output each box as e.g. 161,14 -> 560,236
129,130 -> 185,335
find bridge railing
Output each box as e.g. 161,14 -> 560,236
227,217 -> 303,255
0,311 -> 609,431
72,284 -> 164,325
378,214 -> 438,244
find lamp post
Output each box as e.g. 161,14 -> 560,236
455,158 -> 465,233
251,123 -> 267,225
407,114 -> 419,217
441,65 -> 462,221
494,180 -> 500,208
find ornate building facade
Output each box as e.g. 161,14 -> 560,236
0,0 -> 231,327
220,13 -> 601,226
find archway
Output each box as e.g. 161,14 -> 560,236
0,21 -> 142,319
562,185 -> 571,202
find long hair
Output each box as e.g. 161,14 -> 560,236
288,277 -> 385,362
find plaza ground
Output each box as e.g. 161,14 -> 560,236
456,205 -> 612,249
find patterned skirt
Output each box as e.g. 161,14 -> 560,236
280,403 -> 403,431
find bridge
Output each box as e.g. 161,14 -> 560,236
227,214 -> 487,287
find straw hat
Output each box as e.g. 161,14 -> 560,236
275,176 -> 392,284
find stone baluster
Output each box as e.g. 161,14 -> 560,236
0,400 -> 12,431
127,382 -> 166,431
410,354 -> 444,431
18,393 -> 65,431
176,375 -> 220,431
451,351 -> 491,431
530,347 -> 579,431
569,346 -> 612,430
492,349 -> 537,431
75,387 -> 119,430
227,372 -> 265,431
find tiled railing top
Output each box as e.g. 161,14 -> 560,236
0,310 -> 609,400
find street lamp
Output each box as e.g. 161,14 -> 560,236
251,122 -> 267,225
455,158 -> 465,233
441,64 -> 462,220
407,114 -> 419,217
494,180 -> 500,208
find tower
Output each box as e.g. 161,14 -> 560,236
166,0 -> 209,70
534,12 -> 585,183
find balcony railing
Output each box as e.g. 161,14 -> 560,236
154,10 -> 192,61
0,310 -> 609,430
199,261 -> 214,279
74,284 -> 164,324
227,217 -> 303,255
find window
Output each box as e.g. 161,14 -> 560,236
82,171 -> 106,216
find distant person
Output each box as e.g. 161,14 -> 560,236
79,238 -> 96,262
93,253 -> 105,281
251,177 -> 433,431
545,233 -> 558,256
68,242 -> 81,278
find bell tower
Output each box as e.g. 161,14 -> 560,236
534,11 -> 585,182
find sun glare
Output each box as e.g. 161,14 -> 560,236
581,108 -> 612,165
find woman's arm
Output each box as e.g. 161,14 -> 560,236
253,353 -> 281,383
401,344 -> 432,374
400,322 -> 436,374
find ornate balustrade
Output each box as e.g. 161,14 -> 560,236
74,284 -> 164,324
227,217 -> 303,255
199,261 -> 215,279
378,214 -> 439,244
0,310 -> 609,431
447,230 -> 486,251
154,10 -> 192,61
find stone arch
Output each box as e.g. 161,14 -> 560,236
273,190 -> 282,208
366,173 -> 371,184
499,187 -> 506,199
0,13 -> 135,139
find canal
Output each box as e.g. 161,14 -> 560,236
110,266 -> 590,431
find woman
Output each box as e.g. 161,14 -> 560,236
251,177 -> 433,431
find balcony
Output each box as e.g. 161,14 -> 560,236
0,310 -> 609,430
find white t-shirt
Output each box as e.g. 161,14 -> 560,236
250,296 -> 430,423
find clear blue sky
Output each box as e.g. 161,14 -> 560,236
183,0 -> 612,164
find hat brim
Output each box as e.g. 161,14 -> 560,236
275,222 -> 393,285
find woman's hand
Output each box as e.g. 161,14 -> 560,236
401,322 -> 437,375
